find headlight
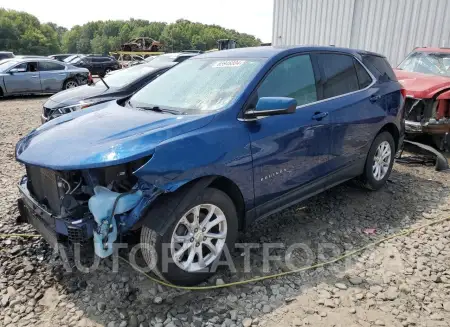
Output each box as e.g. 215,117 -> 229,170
59,101 -> 95,113
44,101 -> 96,121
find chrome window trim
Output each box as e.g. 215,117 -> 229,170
239,53 -> 377,122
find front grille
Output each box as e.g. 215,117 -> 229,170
67,226 -> 88,244
26,165 -> 62,215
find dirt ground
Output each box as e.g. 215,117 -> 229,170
1,97 -> 450,327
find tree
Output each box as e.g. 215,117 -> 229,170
0,9 -> 262,55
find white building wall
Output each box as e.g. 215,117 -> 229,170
272,0 -> 450,65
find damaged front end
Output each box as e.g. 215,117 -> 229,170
404,94 -> 450,151
18,158 -> 162,258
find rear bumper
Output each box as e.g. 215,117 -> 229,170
18,176 -> 95,247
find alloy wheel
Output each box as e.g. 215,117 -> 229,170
170,204 -> 227,272
65,81 -> 78,89
372,141 -> 391,181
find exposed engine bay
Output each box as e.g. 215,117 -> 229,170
19,156 -> 161,258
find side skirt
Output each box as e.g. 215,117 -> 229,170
244,160 -> 364,228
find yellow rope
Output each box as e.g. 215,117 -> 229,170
1,216 -> 449,290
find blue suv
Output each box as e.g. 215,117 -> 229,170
16,46 -> 405,285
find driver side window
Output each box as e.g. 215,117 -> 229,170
257,54 -> 317,107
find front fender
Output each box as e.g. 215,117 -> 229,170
133,118 -> 254,211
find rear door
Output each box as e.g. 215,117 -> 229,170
4,62 -> 42,93
313,52 -> 388,177
39,61 -> 67,92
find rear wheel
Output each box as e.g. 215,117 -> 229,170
63,79 -> 78,90
359,131 -> 395,190
140,188 -> 238,286
104,68 -> 112,75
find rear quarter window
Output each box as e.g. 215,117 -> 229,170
362,55 -> 397,82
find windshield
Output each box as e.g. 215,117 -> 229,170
64,55 -> 81,63
399,51 -> 450,77
70,57 -> 84,64
129,58 -> 264,113
95,65 -> 157,88
0,60 -> 19,71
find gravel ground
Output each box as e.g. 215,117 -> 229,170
1,97 -> 450,327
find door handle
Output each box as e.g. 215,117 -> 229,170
312,111 -> 329,121
370,95 -> 382,103
59,73 -> 66,76
31,75 -> 39,78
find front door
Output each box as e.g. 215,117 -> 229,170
246,54 -> 332,216
4,62 -> 41,94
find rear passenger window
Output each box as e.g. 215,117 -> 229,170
354,59 -> 372,89
40,61 -> 65,71
317,53 -> 359,99
258,54 -> 317,106
362,55 -> 397,82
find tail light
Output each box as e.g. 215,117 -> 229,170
88,72 -> 93,84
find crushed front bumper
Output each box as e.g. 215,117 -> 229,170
17,176 -> 95,247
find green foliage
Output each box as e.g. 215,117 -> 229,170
0,8 -> 262,55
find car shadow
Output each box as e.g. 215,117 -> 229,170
46,166 -> 449,326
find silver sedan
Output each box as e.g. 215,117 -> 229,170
0,58 -> 91,96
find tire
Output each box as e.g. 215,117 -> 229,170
359,131 -> 395,190
63,79 -> 79,90
104,68 -> 112,75
140,188 -> 238,286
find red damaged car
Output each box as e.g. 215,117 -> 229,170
395,47 -> 450,150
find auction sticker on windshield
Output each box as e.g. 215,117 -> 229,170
212,60 -> 246,68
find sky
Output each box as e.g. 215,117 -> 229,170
3,0 -> 274,42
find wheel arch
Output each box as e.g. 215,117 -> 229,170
378,122 -> 400,151
136,175 -> 246,235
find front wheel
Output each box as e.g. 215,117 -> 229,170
359,131 -> 395,190
140,188 -> 238,286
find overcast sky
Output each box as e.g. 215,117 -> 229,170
3,0 -> 274,42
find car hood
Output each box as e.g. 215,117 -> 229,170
45,85 -> 120,108
394,69 -> 450,98
16,101 -> 215,170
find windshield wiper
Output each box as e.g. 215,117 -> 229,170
135,106 -> 181,115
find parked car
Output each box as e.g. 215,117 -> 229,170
395,47 -> 450,150
0,58 -> 91,97
149,51 -> 199,64
71,55 -> 120,77
0,51 -> 14,60
42,61 -> 177,122
16,46 -> 405,285
49,54 -> 76,62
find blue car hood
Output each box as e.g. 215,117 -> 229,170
16,101 -> 214,170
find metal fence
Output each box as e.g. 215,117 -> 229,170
272,0 -> 450,65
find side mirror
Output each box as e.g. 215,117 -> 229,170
9,67 -> 27,74
245,97 -> 297,119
